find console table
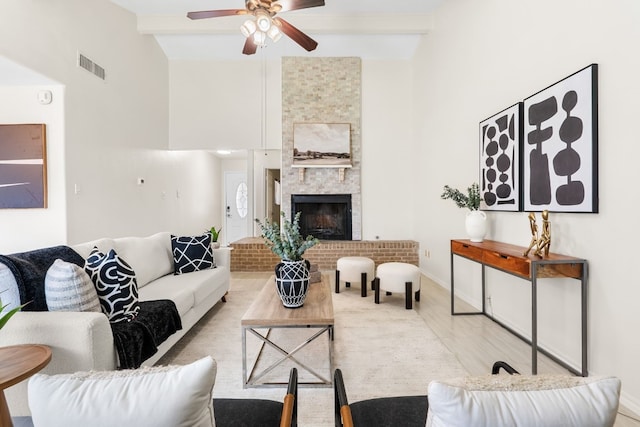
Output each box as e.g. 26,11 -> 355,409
450,239 -> 587,376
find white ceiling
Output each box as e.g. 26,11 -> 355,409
110,0 -> 445,60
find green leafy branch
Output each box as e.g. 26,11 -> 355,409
441,183 -> 482,211
255,212 -> 319,261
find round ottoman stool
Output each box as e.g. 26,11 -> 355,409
335,257 -> 375,297
374,262 -> 421,309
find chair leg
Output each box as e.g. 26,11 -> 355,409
405,282 -> 412,309
415,289 -> 421,302
346,282 -> 351,288
361,272 -> 367,297
335,270 -> 340,293
374,278 -> 380,304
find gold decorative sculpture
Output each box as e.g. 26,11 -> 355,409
523,210 -> 551,257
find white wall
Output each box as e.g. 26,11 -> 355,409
361,60 -> 416,240
0,0 -> 224,249
414,0 -> 640,412
0,85 -> 66,253
169,58 -> 282,151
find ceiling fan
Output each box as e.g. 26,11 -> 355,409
187,0 -> 325,55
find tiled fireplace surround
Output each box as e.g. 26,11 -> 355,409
230,57 -> 418,271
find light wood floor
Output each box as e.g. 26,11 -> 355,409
415,274 -> 640,426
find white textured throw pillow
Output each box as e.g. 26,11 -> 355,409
28,357 -> 217,427
426,374 -> 621,427
45,259 -> 101,312
0,262 -> 22,311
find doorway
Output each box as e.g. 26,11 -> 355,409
224,171 -> 248,245
265,168 -> 281,224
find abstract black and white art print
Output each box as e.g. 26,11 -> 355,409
523,64 -> 598,213
479,103 -> 523,211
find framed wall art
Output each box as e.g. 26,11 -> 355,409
293,123 -> 351,167
522,64 -> 598,213
0,123 -> 48,209
479,103 -> 523,211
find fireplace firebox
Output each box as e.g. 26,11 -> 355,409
291,194 -> 352,240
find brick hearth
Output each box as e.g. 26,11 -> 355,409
229,238 -> 419,272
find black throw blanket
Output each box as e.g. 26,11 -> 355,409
112,299 -> 182,369
0,245 -> 85,310
1,245 -> 182,369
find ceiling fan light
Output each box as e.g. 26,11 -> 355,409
255,12 -> 272,32
240,19 -> 257,37
267,25 -> 282,42
253,30 -> 266,46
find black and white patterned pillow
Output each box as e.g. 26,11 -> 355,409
171,233 -> 215,275
84,248 -> 140,323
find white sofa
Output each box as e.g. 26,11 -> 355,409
0,232 -> 230,416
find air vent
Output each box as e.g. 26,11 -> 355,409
78,52 -> 106,81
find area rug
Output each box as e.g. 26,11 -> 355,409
158,273 -> 467,426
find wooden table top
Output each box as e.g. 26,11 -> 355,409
242,274 -> 334,327
0,344 -> 52,390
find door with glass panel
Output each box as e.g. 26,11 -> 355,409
224,171 -> 248,245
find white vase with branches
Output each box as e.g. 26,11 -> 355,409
441,183 -> 487,242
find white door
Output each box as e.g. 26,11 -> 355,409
224,172 -> 248,245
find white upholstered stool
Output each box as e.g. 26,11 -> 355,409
374,262 -> 421,309
335,256 -> 375,297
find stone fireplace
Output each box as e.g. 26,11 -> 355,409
281,57 -> 363,240
291,194 -> 352,240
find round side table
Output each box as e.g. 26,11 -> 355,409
0,344 -> 52,427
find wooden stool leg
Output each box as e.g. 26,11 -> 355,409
335,270 -> 340,293
374,278 -> 380,304
361,272 -> 367,297
405,282 -> 413,309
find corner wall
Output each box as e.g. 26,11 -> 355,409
1,1 -> 224,250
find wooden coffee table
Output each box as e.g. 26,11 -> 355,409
241,274 -> 334,388
0,344 -> 52,427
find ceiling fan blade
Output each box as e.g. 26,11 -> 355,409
187,9 -> 247,20
275,0 -> 325,13
274,17 -> 318,52
242,37 -> 258,55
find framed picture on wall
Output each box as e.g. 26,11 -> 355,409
522,64 -> 598,213
479,103 -> 523,211
293,123 -> 351,167
0,123 -> 47,209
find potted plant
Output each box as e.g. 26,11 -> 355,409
441,183 -> 487,242
209,226 -> 222,248
256,212 -> 320,308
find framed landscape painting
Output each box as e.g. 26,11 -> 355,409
479,103 -> 523,211
522,64 -> 598,213
0,123 -> 47,209
293,123 -> 351,167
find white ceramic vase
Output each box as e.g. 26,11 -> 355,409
465,210 -> 487,242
